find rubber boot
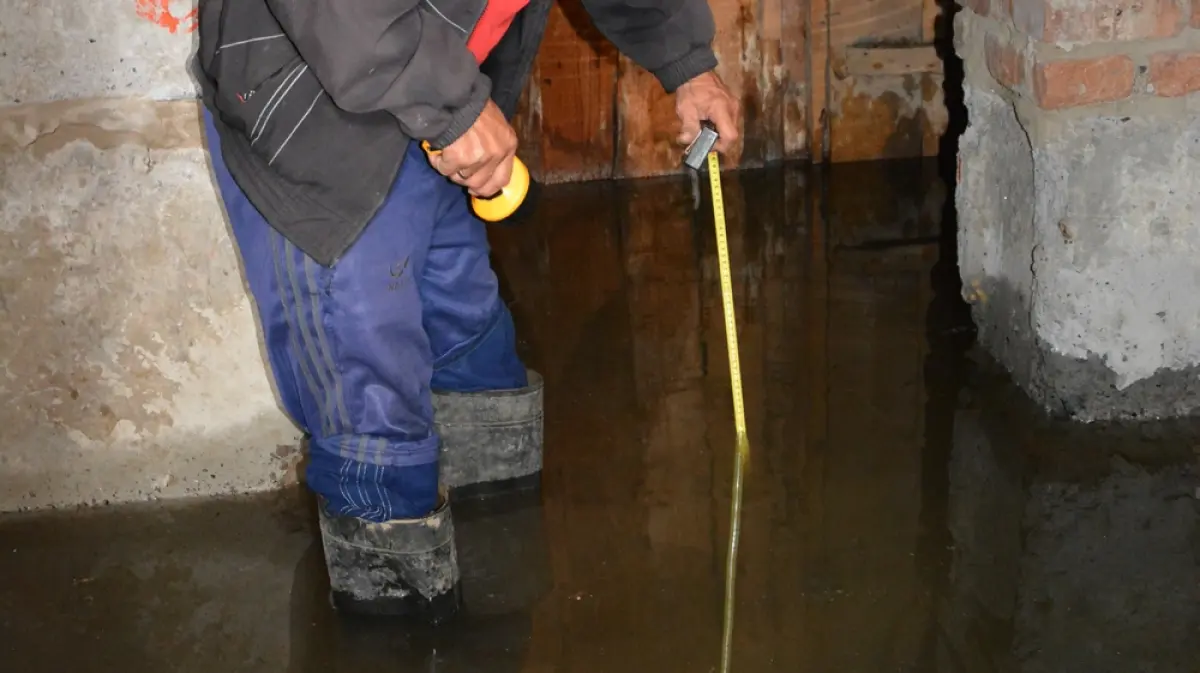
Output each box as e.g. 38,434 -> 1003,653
317,489 -> 462,625
433,370 -> 544,499
289,493 -> 549,672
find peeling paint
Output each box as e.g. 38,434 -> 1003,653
134,0 -> 199,34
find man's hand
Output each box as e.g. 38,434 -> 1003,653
675,71 -> 741,154
429,100 -> 518,198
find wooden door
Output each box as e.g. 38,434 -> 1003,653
513,0 -> 948,183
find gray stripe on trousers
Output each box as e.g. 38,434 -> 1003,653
282,240 -> 342,438
303,255 -> 353,433
269,234 -> 333,435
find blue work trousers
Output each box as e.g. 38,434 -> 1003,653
204,111 -> 528,522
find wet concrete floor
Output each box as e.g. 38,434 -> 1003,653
2,159 -> 1199,672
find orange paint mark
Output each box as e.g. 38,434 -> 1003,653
135,0 -> 198,34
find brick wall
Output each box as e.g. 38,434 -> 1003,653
960,0 -> 1200,110
953,0 -> 1200,421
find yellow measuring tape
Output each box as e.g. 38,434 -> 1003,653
706,150 -> 749,673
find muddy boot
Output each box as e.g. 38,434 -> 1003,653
433,370 -> 544,500
317,490 -> 462,625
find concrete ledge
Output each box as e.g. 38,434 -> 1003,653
0,96 -> 298,512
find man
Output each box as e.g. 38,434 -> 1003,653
192,0 -> 740,623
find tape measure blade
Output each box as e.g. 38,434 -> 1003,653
706,152 -> 748,440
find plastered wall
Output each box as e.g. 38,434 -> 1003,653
0,1 -> 300,512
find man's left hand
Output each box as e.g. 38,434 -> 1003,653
674,71 -> 741,154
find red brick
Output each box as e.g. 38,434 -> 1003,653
985,33 -> 1026,89
1149,51 -> 1200,97
1033,55 -> 1135,109
1012,0 -> 1184,45
1192,0 -> 1200,26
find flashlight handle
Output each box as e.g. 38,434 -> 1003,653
420,141 -> 531,223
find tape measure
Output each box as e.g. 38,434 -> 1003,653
704,149 -> 750,673
706,150 -> 747,441
683,124 -> 749,673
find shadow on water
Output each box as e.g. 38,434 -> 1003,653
1,161 -> 1198,672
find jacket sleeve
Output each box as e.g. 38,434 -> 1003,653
264,0 -> 489,148
579,0 -> 719,93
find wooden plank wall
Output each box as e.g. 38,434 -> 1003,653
515,0 -> 948,183
823,0 -> 947,162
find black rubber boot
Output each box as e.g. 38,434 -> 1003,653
317,490 -> 462,625
433,370 -> 544,500
289,492 -> 550,671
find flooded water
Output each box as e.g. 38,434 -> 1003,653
2,159 -> 1198,673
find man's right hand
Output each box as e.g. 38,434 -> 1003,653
428,100 -> 518,198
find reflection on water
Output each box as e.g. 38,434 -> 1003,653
946,362 -> 1200,673
1,160 -> 1197,673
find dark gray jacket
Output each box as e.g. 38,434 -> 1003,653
192,0 -> 718,265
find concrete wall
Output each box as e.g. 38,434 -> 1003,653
0,2 -> 300,512
953,0 -> 1200,420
